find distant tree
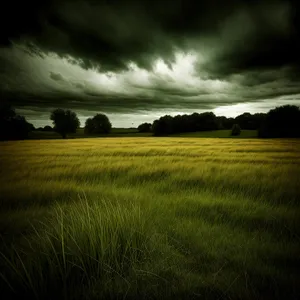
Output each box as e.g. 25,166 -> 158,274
181,114 -> 194,132
258,105 -> 300,138
252,113 -> 267,130
84,118 -> 94,134
92,114 -> 112,133
152,112 -> 219,135
27,123 -> 35,131
226,117 -> 235,129
137,122 -> 152,133
84,113 -> 112,134
217,116 -> 235,129
231,124 -> 241,136
196,112 -> 219,131
235,112 -> 266,130
235,113 -> 253,129
172,115 -> 184,133
216,116 -> 226,129
50,109 -> 80,139
152,115 -> 174,136
0,104 -> 33,140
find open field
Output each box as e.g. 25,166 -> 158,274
0,138 -> 300,299
28,128 -> 151,139
28,129 -> 257,139
170,130 -> 257,138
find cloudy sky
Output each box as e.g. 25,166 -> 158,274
1,0 -> 299,127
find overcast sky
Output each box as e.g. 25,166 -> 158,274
1,0 -> 299,127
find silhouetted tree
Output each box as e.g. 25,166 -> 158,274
258,105 -> 300,138
27,123 -> 35,131
216,116 -> 226,129
226,117 -> 235,129
252,113 -> 267,130
172,115 -> 183,133
181,114 -> 194,132
152,112 -> 219,135
0,104 -> 33,140
137,122 -> 152,133
235,112 -> 267,130
84,118 -> 94,134
196,112 -> 219,131
217,116 -> 235,129
235,113 -> 253,129
152,115 -> 174,136
84,113 -> 112,134
50,109 -> 80,139
231,124 -> 241,136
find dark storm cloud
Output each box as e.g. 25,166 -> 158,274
1,0 -> 299,74
50,72 -> 66,82
73,82 -> 85,89
0,0 -> 300,127
128,83 -> 211,97
1,83 -> 236,114
1,48 -> 299,116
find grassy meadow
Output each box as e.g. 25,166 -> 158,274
0,137 -> 300,299
28,127 -> 151,139
171,129 -> 258,138
28,128 -> 257,139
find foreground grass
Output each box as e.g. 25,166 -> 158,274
0,138 -> 299,299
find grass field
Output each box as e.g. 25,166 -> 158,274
28,128 -> 151,139
171,130 -> 258,138
0,138 -> 300,299
28,128 -> 257,139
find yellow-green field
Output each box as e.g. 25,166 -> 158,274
1,138 -> 300,299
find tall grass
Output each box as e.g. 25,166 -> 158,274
0,138 -> 299,299
1,193 -> 155,299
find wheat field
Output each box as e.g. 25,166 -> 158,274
0,138 -> 300,299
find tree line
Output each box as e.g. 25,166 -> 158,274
1,104 -> 300,141
139,105 -> 300,138
145,112 -> 266,136
149,112 -> 265,136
